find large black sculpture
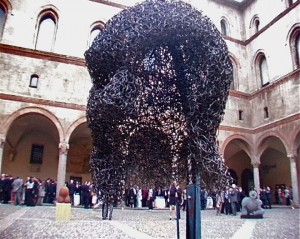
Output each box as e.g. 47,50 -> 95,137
85,0 -> 233,203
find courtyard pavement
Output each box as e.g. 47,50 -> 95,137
0,204 -> 299,239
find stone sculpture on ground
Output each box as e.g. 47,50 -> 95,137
241,190 -> 265,218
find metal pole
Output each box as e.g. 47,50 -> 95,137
176,201 -> 180,239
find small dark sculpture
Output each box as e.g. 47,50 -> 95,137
241,190 -> 265,218
85,0 -> 233,203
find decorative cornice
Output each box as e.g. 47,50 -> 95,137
229,68 -> 300,99
0,93 -> 86,111
0,44 -> 86,66
220,113 -> 300,134
0,92 -> 298,136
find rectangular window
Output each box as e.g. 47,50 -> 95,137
264,107 -> 269,119
30,144 -> 44,164
238,110 -> 243,121
29,75 -> 39,88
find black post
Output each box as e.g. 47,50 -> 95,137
186,175 -> 201,239
176,201 -> 180,239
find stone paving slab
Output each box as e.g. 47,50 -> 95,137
0,204 -> 299,239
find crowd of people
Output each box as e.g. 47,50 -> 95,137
0,174 -> 295,216
0,174 -> 57,206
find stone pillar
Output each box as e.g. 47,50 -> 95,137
252,162 -> 261,195
0,137 -> 5,174
56,142 -> 69,198
287,154 -> 299,207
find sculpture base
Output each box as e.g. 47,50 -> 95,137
240,214 -> 263,219
56,203 -> 71,221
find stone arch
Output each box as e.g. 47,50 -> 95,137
1,107 -> 63,179
0,107 -> 64,142
256,133 -> 290,191
255,131 -> 289,158
222,135 -> 253,190
65,116 -> 87,143
291,130 -> 300,155
0,0 -> 12,39
0,0 -> 12,12
221,134 -> 253,158
65,117 -> 92,179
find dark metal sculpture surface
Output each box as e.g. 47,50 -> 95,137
85,0 -> 233,203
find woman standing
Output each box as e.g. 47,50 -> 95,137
168,181 -> 177,220
25,177 -> 35,206
215,190 -> 224,216
147,186 -> 154,211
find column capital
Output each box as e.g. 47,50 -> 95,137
59,142 -> 69,154
287,154 -> 297,163
252,161 -> 260,168
0,137 -> 5,148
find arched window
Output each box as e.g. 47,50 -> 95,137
296,34 -> 300,67
220,19 -> 228,36
88,22 -> 105,48
254,19 -> 260,33
259,56 -> 269,87
0,4 -> 7,39
89,27 -> 102,47
289,26 -> 300,69
286,0 -> 293,8
35,12 -> 57,52
250,15 -> 260,35
229,57 -> 238,90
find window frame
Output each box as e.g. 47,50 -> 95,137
0,1 -> 10,40
30,144 -> 44,165
87,22 -> 105,48
29,74 -> 39,88
220,19 -> 228,36
254,52 -> 270,88
35,9 -> 59,52
288,26 -> 300,70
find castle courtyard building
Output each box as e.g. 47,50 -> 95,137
0,0 -> 299,206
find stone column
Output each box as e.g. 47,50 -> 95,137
56,142 -> 69,198
0,137 -> 5,174
287,154 -> 299,207
252,162 -> 261,195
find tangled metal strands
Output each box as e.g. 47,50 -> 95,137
85,0 -> 233,203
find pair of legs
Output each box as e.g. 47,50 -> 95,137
169,204 -> 176,220
216,202 -> 223,215
102,202 -> 113,220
